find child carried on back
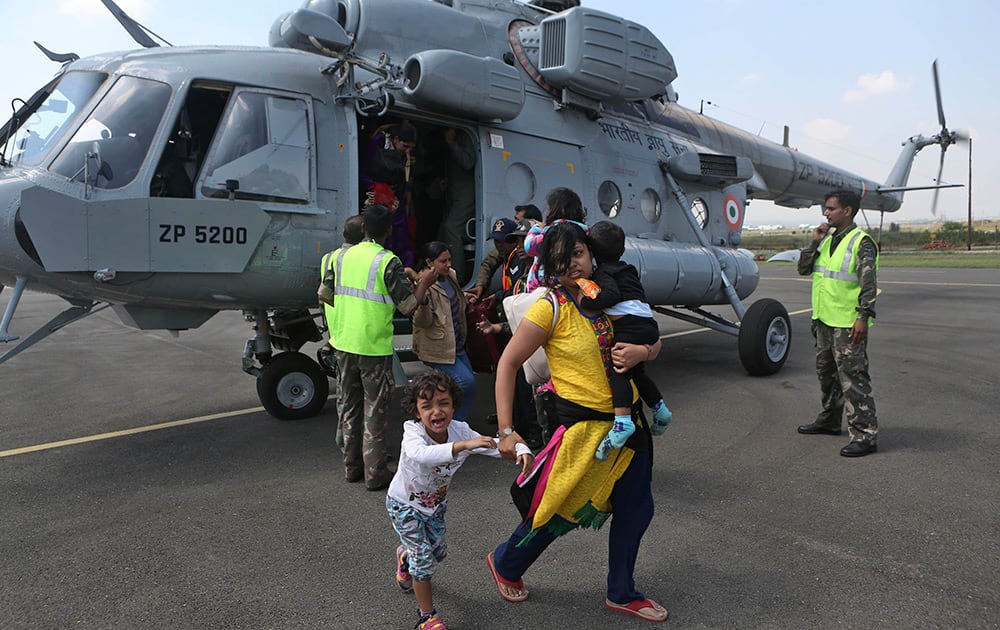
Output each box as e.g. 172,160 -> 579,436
582,221 -> 674,460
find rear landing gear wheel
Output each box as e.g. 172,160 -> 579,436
256,352 -> 329,420
738,298 -> 791,376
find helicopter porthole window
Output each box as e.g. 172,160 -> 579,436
598,181 -> 621,218
504,162 -> 536,205
692,197 -> 709,229
640,188 -> 661,223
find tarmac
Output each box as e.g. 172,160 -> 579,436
1,265 -> 998,629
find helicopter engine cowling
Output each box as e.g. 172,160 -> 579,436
268,12 -> 292,48
402,50 -> 524,122
530,6 -> 677,103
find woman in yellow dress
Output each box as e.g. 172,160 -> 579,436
488,220 -> 670,623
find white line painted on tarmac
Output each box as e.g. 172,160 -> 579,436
0,406 -> 264,459
880,280 -> 1000,287
765,276 -> 1000,288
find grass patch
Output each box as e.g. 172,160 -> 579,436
876,251 -> 1000,268
759,251 -> 1000,269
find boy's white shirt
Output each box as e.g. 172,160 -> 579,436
388,419 -> 508,514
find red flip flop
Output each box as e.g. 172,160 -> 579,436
605,597 -> 669,622
486,551 -> 528,603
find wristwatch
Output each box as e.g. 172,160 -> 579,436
501,427 -> 513,437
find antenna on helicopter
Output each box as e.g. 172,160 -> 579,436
929,59 -> 969,215
99,0 -> 173,48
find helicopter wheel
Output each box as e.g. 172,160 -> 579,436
256,351 -> 329,420
738,298 -> 791,376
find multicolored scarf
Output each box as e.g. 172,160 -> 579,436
511,286 -> 631,544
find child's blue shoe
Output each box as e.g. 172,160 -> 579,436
651,401 -> 673,436
595,416 -> 635,460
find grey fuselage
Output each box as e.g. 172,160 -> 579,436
0,0 -> 904,330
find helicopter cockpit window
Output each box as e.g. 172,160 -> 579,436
49,76 -> 171,189
200,92 -> 311,205
692,197 -> 709,228
8,71 -> 107,167
598,180 -> 621,218
640,188 -> 661,223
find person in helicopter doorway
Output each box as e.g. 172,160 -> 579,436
438,127 -> 477,284
361,121 -> 419,267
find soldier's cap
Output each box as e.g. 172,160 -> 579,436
506,218 -> 539,241
490,217 -> 518,241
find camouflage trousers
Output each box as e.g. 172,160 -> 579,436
334,350 -> 395,489
317,344 -> 344,449
812,320 -> 878,444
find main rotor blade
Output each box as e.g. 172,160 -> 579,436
99,0 -> 171,47
932,59 -> 947,132
930,147 -> 947,216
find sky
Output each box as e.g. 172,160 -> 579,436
0,0 -> 995,227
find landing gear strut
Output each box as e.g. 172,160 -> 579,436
652,296 -> 791,377
242,309 -> 329,420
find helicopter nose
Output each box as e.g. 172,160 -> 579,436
0,175 -> 39,288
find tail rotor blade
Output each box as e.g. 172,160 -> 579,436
930,148 -> 947,216
932,59 -> 947,132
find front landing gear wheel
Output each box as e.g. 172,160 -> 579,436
256,352 -> 329,420
738,298 -> 791,376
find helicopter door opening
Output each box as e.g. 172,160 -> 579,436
356,115 -> 480,284
150,83 -> 232,198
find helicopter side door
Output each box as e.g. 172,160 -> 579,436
477,127 -> 583,225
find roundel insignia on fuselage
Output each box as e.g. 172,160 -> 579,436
724,195 -> 742,229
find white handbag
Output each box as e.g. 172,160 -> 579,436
502,287 -> 560,385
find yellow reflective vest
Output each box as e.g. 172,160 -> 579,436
811,226 -> 877,328
329,240 -> 397,356
320,246 -> 347,348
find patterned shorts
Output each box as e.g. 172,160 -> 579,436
386,495 -> 448,580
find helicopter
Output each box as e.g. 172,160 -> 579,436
0,0 -> 962,420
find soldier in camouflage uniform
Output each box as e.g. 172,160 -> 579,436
318,214 -> 365,451
797,190 -> 879,457
319,203 -> 435,489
